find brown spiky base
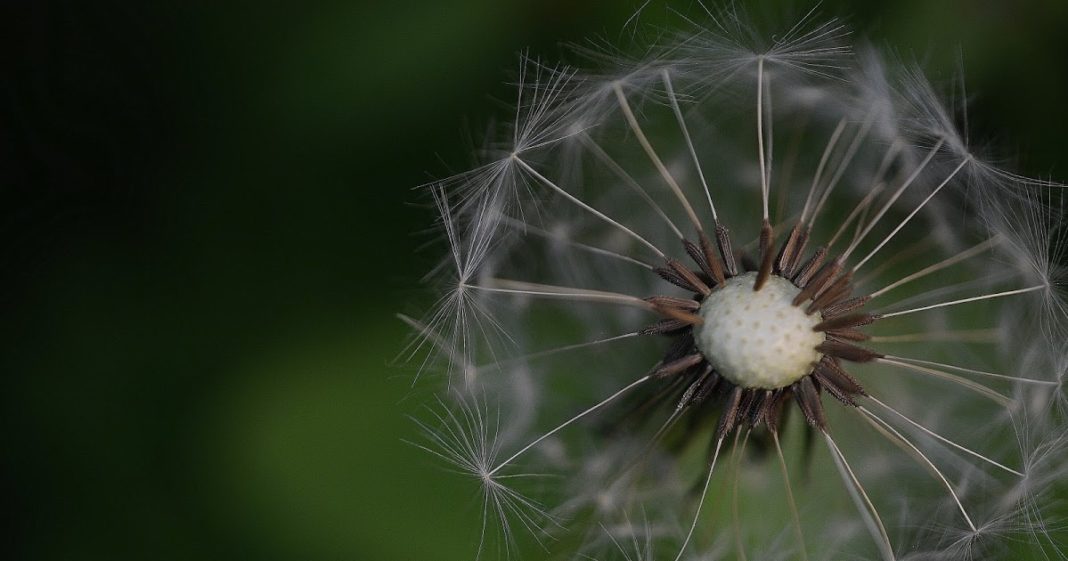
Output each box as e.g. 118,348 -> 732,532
640,222 -> 882,442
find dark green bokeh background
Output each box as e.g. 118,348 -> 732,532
4,2 -> 1066,560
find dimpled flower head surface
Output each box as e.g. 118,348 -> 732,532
402,6 -> 1068,561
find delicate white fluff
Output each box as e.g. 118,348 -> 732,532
402,5 -> 1068,561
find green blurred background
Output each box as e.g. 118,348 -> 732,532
3,1 -> 1066,560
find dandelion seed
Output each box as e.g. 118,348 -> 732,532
405,6 -> 1068,560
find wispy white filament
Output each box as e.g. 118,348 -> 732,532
489,375 -> 652,475
857,407 -> 977,531
499,214 -> 657,270
842,140 -> 944,262
479,332 -> 640,370
613,82 -> 703,230
674,437 -> 725,561
663,68 -> 718,222
864,398 -> 1024,476
579,133 -> 686,240
854,157 -> 970,271
883,355 -> 1059,386
799,118 -> 847,225
869,329 -> 999,344
876,357 -> 1011,405
810,113 -> 876,226
880,285 -> 1046,318
756,56 -> 770,221
825,432 -> 896,561
514,156 -> 667,258
870,237 -> 1000,298
466,278 -> 654,309
772,431 -> 809,561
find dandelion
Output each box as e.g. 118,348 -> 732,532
404,6 -> 1068,560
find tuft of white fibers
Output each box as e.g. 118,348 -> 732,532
403,6 -> 1068,561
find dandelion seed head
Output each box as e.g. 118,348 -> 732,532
403,6 -> 1068,560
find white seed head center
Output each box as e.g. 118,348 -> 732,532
696,272 -> 824,389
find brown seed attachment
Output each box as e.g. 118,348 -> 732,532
634,223 -> 879,446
